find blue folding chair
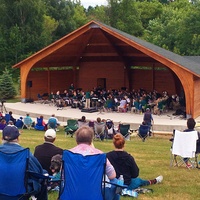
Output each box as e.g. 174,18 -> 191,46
0,148 -> 30,200
138,124 -> 150,142
58,150 -> 106,200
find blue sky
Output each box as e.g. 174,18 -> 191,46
81,0 -> 108,8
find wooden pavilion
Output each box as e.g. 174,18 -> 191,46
13,20 -> 200,118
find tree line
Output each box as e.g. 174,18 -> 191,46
1,0 -> 200,81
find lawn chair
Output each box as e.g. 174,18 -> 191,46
58,150 -> 107,200
35,117 -> 45,131
77,121 -> 89,128
118,123 -> 131,140
64,119 -> 78,137
22,117 -> 33,130
170,130 -> 198,169
94,121 -> 106,141
0,148 -> 50,200
48,118 -> 57,130
137,123 -> 150,142
105,119 -> 115,139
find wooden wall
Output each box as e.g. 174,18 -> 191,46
194,77 -> 200,118
26,65 -> 182,100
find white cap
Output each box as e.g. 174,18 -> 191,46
44,129 -> 56,138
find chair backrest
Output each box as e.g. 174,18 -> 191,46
94,122 -> 106,134
37,117 -> 43,126
67,119 -> 78,129
59,150 -> 106,200
138,124 -> 149,135
119,124 -> 130,137
77,121 -> 89,128
172,130 -> 198,158
0,148 -> 29,198
48,118 -> 57,129
4,114 -> 10,124
24,117 -> 32,126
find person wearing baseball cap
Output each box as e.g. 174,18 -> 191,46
34,129 -> 63,175
0,125 -> 48,200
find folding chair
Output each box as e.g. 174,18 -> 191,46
58,150 -> 106,200
4,113 -> 10,124
22,117 -> 32,130
64,119 -> 78,137
137,124 -> 150,142
34,117 -> 45,131
118,123 -> 131,140
94,121 -> 106,141
48,118 -> 57,130
77,121 -> 89,128
170,130 -> 198,169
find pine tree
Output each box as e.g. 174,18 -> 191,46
0,68 -> 17,99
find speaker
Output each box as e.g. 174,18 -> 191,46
27,81 -> 32,88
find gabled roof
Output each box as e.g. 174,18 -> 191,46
13,20 -> 200,77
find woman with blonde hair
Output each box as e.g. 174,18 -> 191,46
107,133 -> 163,190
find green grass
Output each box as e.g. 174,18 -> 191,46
19,128 -> 199,200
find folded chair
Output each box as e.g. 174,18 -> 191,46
64,119 -> 78,137
137,124 -> 150,142
170,130 -> 198,169
118,123 -> 131,140
94,121 -> 106,141
58,150 -> 106,200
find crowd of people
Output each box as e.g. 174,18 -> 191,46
44,84 -> 185,116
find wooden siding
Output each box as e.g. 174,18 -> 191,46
194,78 -> 200,118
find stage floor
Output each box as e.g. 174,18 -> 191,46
3,102 -> 192,133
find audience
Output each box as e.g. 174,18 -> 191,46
34,129 -> 63,175
0,125 -> 48,200
107,133 -> 163,190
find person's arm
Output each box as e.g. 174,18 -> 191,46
106,159 -> 116,180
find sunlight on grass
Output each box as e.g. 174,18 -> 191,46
18,129 -> 199,200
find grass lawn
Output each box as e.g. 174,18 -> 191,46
19,128 -> 199,200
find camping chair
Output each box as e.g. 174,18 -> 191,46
137,124 -> 150,142
105,119 -> 115,139
64,119 -> 78,137
118,123 -> 131,140
48,118 -> 57,130
58,150 -> 107,200
4,113 -> 10,124
170,130 -> 198,169
94,121 -> 106,141
77,121 -> 89,128
0,148 -> 50,200
22,117 -> 33,130
34,117 -> 45,131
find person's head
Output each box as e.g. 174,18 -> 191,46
44,129 -> 56,142
2,125 -> 20,142
0,119 -> 6,124
187,118 -> 196,129
146,108 -> 150,112
113,133 -> 125,149
26,113 -> 30,117
97,117 -> 101,123
9,111 -> 12,115
142,121 -> 146,125
75,126 -> 94,145
81,116 -> 86,121
40,115 -> 43,119
52,114 -> 55,117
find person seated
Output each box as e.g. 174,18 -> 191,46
8,111 -> 16,125
15,117 -> 24,129
35,115 -> 46,131
34,129 -> 63,175
170,117 -> 200,168
0,125 -> 48,200
0,112 -> 4,121
47,114 -> 60,130
117,98 -> 127,112
23,113 -> 34,129
107,133 -> 163,191
0,119 -> 6,130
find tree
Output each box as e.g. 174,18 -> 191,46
0,69 -> 17,99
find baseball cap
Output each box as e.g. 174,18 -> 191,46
3,125 -> 20,141
44,129 -> 56,139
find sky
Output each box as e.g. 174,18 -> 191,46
80,0 -> 108,8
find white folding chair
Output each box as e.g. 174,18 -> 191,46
170,130 -> 198,169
